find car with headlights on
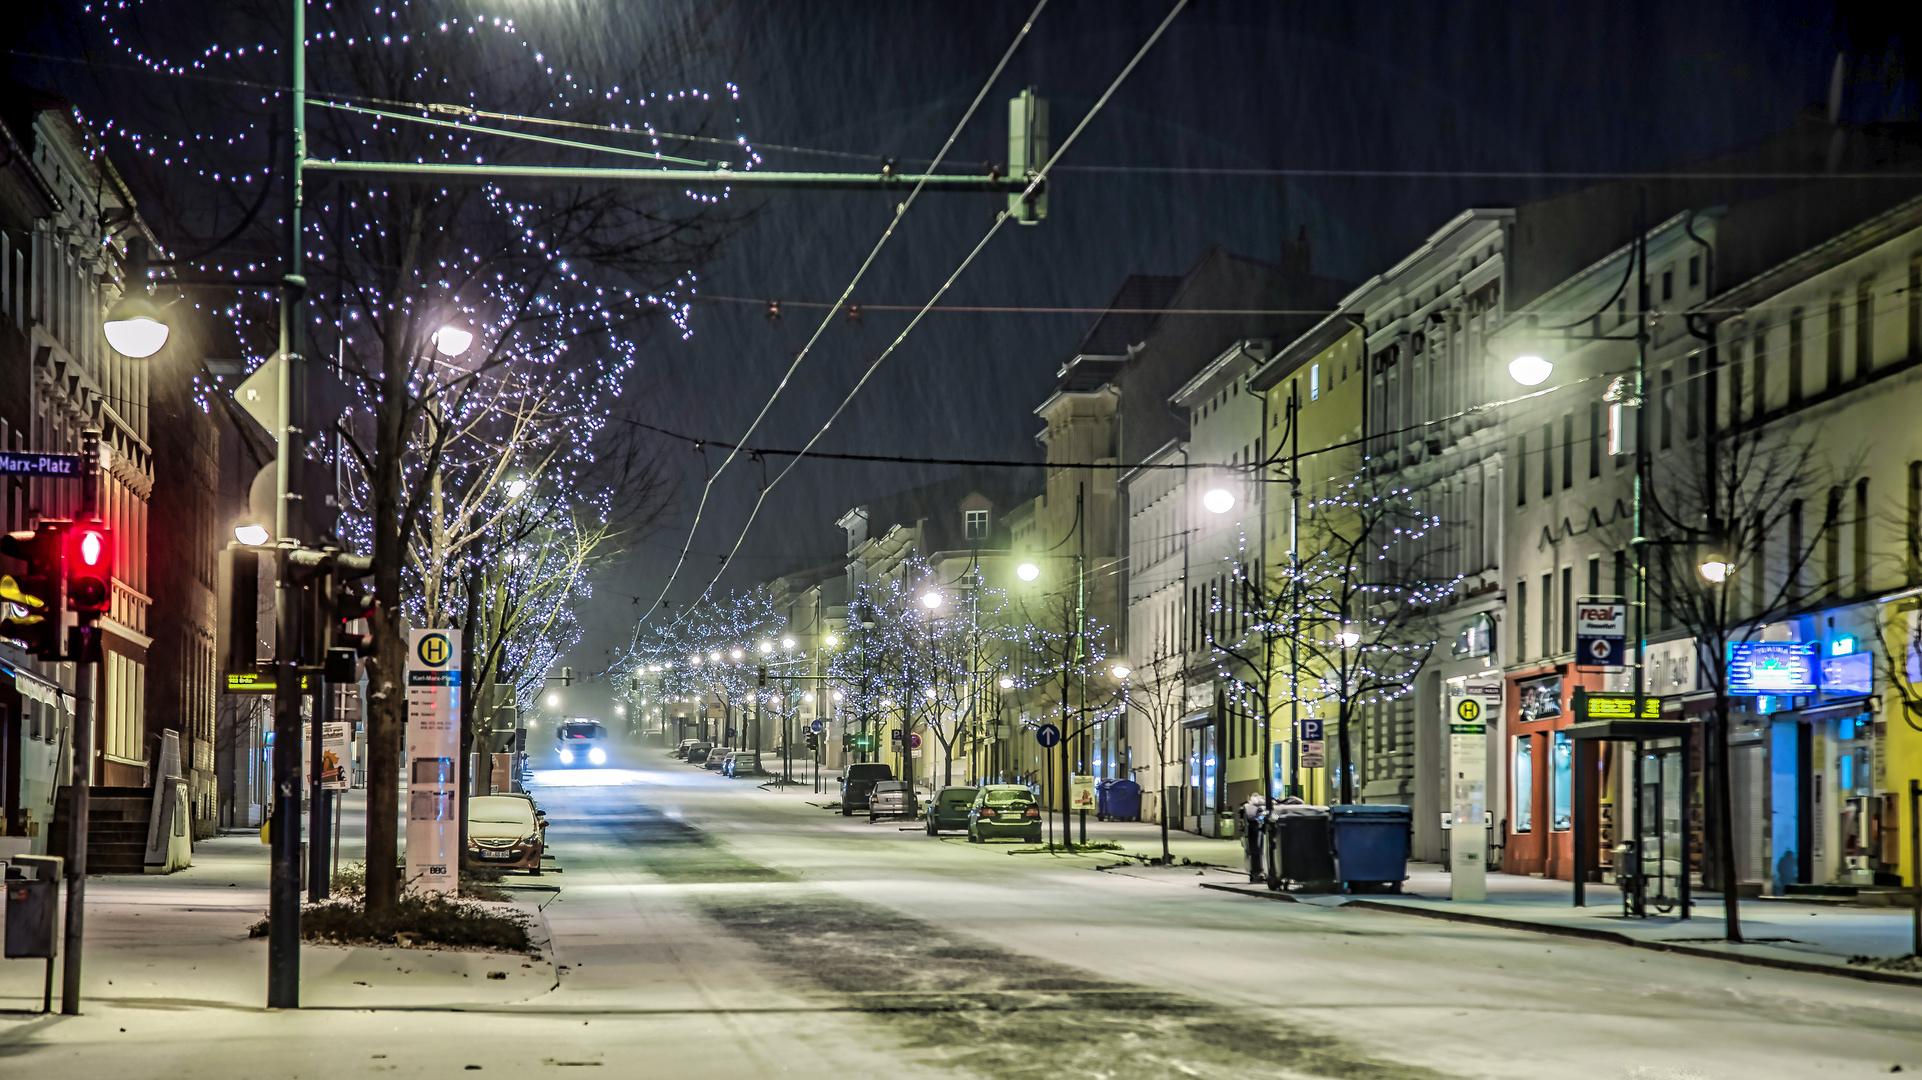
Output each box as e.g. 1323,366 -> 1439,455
967,785 -> 1042,843
466,794 -> 546,873
868,780 -> 918,822
554,718 -> 608,768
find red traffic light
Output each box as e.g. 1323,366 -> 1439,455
67,524 -> 113,614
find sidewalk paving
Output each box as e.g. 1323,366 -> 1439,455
1206,859 -> 1922,986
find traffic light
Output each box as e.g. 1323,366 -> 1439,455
323,552 -> 375,683
0,525 -> 62,659
217,543 -> 260,677
66,522 -> 112,615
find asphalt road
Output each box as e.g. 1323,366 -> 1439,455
6,747 -> 1922,1078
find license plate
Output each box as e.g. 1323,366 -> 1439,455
480,849 -> 514,859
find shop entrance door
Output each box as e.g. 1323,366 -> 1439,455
1637,740 -> 1686,915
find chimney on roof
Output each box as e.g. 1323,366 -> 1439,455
1280,225 -> 1312,276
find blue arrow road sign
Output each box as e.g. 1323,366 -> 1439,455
1035,723 -> 1062,748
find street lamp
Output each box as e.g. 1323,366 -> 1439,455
1110,663 -> 1131,680
1016,562 -> 1040,582
432,323 -> 474,357
103,295 -> 172,358
233,522 -> 271,546
506,477 -> 529,498
757,641 -> 774,655
1508,352 -> 1553,386
920,591 -> 944,610
1203,488 -> 1236,515
824,633 -> 840,649
1699,553 -> 1731,583
781,637 -> 796,651
999,676 -> 1015,690
1335,629 -> 1361,649
546,693 -> 559,708
730,648 -> 744,661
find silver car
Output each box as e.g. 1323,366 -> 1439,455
868,780 -> 919,821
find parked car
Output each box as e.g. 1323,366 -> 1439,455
554,718 -> 608,768
722,750 -> 757,777
465,794 -> 546,873
704,747 -> 735,771
925,786 -> 980,835
868,780 -> 918,822
968,785 -> 1042,843
839,762 -> 894,816
685,742 -> 715,764
674,739 -> 701,759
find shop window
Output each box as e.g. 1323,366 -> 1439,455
1513,737 -> 1534,833
1551,730 -> 1573,832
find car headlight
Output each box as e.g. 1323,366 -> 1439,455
588,747 -> 607,765
559,748 -> 575,764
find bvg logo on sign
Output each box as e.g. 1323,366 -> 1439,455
416,631 -> 452,668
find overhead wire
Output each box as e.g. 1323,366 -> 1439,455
632,0 -> 1053,641
679,0 -> 1193,617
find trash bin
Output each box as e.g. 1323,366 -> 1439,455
1266,804 -> 1334,891
1093,778 -> 1117,820
1102,780 -> 1141,822
1329,804 -> 1412,893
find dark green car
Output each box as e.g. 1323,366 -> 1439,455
925,786 -> 979,835
967,785 -> 1042,843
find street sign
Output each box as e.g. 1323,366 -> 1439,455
1574,692 -> 1663,721
1069,774 -> 1095,810
1299,742 -> 1325,769
1035,723 -> 1062,748
0,452 -> 85,477
1575,597 -> 1627,668
1299,717 -> 1324,742
224,671 -> 316,694
908,732 -> 922,751
809,718 -> 825,734
406,629 -> 461,897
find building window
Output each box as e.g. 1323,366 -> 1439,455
1729,341 -> 1745,427
1513,737 -> 1534,833
1661,267 -> 1674,302
1828,292 -> 1845,391
1909,462 -> 1921,585
1541,572 -> 1553,656
1587,554 -> 1601,597
1825,486 -> 1842,597
1561,566 -> 1573,653
1855,477 -> 1870,596
1659,366 -> 1673,450
964,509 -> 989,540
1752,326 -> 1769,418
1550,730 -> 1574,832
1686,355 -> 1701,440
1310,363 -> 1320,401
1561,412 -> 1573,489
1517,432 -> 1528,506
1688,255 -> 1701,288
1789,310 -> 1805,403
1541,423 -> 1553,498
1589,401 -> 1602,479
1857,278 -> 1875,377
1516,579 -> 1528,659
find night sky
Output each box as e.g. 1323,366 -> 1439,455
6,0 -> 1903,702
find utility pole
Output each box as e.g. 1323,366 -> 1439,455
267,0 -> 309,1010
60,428 -> 102,1016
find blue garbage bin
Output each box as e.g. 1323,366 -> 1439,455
1103,780 -> 1141,821
1094,779 -> 1116,820
1329,804 -> 1411,893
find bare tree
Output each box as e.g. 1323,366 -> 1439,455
1635,422 -> 1851,942
1127,630 -> 1196,864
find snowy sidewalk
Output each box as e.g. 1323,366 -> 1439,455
1208,860 -> 1922,985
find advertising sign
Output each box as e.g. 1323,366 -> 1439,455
320,721 -> 352,791
1820,651 -> 1873,696
406,628 -> 461,896
1574,598 -> 1627,668
1575,693 -> 1663,721
1069,774 -> 1096,811
1727,641 -> 1819,696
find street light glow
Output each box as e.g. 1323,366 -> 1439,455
432,324 -> 474,357
103,295 -> 171,358
506,477 -> 529,498
758,640 -> 774,654
1110,663 -> 1132,680
1699,557 -> 1731,583
1016,562 -> 1040,581
920,591 -> 943,609
730,648 -> 745,661
1335,630 -> 1361,648
781,637 -> 796,650
1203,488 -> 1236,515
1508,353 -> 1553,386
824,633 -> 840,649
546,693 -> 559,707
999,676 -> 1015,689
233,523 -> 271,546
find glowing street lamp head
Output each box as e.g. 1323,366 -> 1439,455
920,591 -> 944,610
999,676 -> 1015,690
824,633 -> 840,649
1203,488 -> 1236,515
1016,562 -> 1040,582
709,651 -> 722,662
1110,663 -> 1132,680
1699,556 -> 1731,583
432,324 -> 474,357
757,640 -> 774,655
505,477 -> 529,499
690,655 -> 702,666
781,637 -> 796,651
1335,630 -> 1362,649
233,523 -> 271,546
546,693 -> 559,707
730,648 -> 745,661
1508,353 -> 1553,387
832,690 -> 844,702
103,295 -> 171,358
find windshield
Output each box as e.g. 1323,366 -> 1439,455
983,788 -> 1033,806
561,721 -> 603,740
845,764 -> 892,782
469,797 -> 536,827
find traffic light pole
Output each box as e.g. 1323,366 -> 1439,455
267,0 -> 309,1010
60,428 -> 101,1016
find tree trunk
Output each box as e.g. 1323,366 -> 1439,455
1712,699 -> 1744,941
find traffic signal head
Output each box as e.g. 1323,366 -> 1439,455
326,552 -> 377,659
66,523 -> 112,615
1,525 -> 65,659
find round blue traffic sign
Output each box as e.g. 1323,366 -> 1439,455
1035,723 -> 1062,748
809,719 -> 825,734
